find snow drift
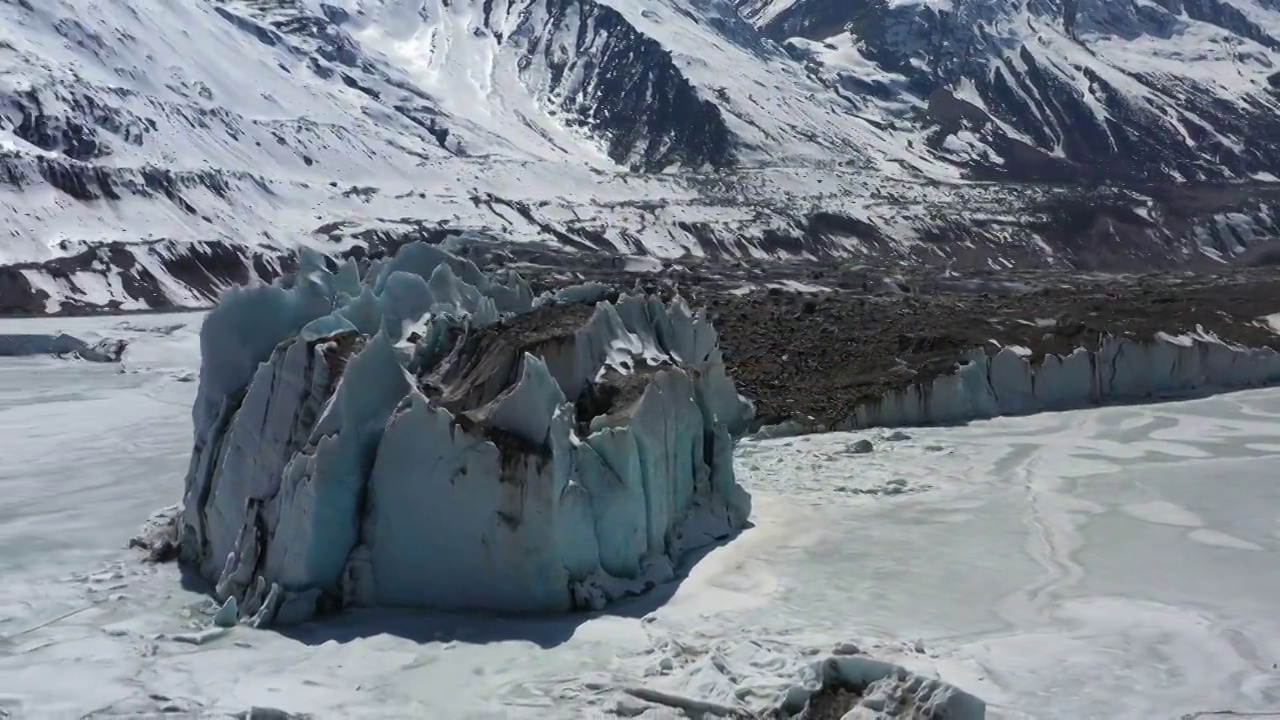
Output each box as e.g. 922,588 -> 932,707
177,240 -> 753,626
843,332 -> 1280,430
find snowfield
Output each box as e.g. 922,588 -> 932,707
1,313 -> 1279,718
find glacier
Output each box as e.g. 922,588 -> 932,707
745,329 -> 1280,440
842,332 -> 1280,431
177,239 -> 753,625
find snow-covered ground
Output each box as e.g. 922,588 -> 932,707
1,312 -> 1279,718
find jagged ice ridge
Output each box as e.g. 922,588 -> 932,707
178,240 -> 753,626
846,332 -> 1280,429
758,330 -> 1280,437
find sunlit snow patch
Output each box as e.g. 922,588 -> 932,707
177,242 -> 754,626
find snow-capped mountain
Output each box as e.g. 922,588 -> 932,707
746,0 -> 1280,181
2,0 -> 1280,312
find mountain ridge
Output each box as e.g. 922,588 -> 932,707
2,0 -> 1279,312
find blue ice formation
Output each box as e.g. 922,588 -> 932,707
840,333 -> 1280,430
178,240 -> 753,626
750,332 -> 1280,439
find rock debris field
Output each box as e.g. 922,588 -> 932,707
491,243 -> 1280,431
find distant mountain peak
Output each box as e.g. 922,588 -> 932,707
2,0 -> 1279,312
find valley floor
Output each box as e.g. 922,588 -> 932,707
0,314 -> 1278,718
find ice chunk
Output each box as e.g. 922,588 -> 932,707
162,627 -> 231,646
0,332 -> 126,361
621,637 -> 985,719
212,597 -> 238,628
0,332 -> 91,356
178,241 -> 753,623
798,655 -> 986,719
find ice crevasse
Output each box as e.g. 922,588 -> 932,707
177,240 -> 754,626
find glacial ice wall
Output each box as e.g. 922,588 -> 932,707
841,331 -> 1280,430
178,241 -> 753,626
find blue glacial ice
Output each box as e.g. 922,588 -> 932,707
840,333 -> 1280,430
753,331 -> 1280,438
178,241 -> 753,625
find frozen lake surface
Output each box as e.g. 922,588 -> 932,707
1,313 -> 1278,718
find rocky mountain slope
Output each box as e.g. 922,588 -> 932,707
744,0 -> 1280,181
2,0 -> 1279,312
